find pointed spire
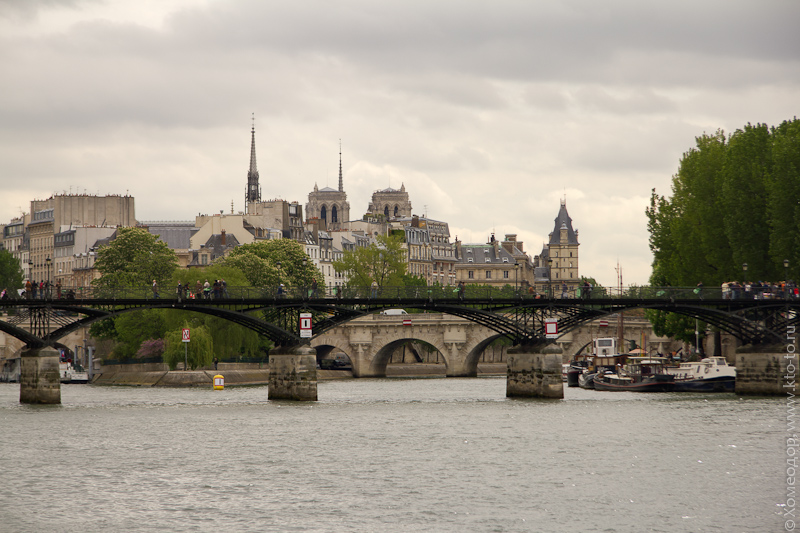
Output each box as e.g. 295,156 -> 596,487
246,114 -> 260,205
338,139 -> 343,192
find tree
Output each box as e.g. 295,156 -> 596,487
222,239 -> 320,288
163,322 -> 213,370
110,309 -> 167,360
645,118 -> 800,342
93,227 -> 178,291
333,234 -> 407,289
0,249 -> 23,295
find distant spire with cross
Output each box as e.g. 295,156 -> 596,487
246,113 -> 261,208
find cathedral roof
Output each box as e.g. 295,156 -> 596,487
319,187 -> 338,193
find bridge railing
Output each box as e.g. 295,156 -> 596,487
3,284 -> 797,302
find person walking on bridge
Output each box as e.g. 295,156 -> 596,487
152,280 -> 159,299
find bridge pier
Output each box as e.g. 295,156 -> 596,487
268,344 -> 318,401
20,346 -> 61,404
506,344 -> 564,399
735,343 -> 799,395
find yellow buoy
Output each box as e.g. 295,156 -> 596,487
213,374 -> 224,390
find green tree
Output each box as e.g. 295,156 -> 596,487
163,322 -> 213,370
645,118 -> 800,341
93,227 -> 178,291
333,234 -> 407,289
110,309 -> 167,360
0,249 -> 23,295
766,119 -> 800,277
222,239 -> 320,288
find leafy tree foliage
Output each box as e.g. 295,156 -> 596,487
0,249 -> 23,295
93,227 -> 178,290
222,239 -> 320,288
136,339 -> 165,360
162,322 -> 213,370
645,118 -> 800,341
647,119 -> 800,286
333,234 -> 407,289
109,310 -> 167,360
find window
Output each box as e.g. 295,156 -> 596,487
486,271 -> 491,279
503,271 -> 509,279
468,271 -> 474,279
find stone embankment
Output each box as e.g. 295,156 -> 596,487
93,362 -> 507,387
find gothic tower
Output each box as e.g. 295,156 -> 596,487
245,121 -> 260,213
305,141 -> 350,230
547,199 -> 580,288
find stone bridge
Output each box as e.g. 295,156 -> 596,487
312,313 -> 505,377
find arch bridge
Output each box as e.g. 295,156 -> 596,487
0,289 -> 796,349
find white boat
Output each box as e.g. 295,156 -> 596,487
60,361 -> 89,384
666,357 -> 735,392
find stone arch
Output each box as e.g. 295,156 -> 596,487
384,205 -> 389,218
320,204 -> 328,223
369,331 -> 450,377
394,205 -> 399,217
462,333 -> 509,375
311,334 -> 353,361
331,205 -> 338,223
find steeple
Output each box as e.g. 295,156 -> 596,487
245,114 -> 261,208
338,139 -> 343,192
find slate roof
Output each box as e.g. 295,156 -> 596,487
548,202 -> 579,245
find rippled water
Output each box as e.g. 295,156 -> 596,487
0,379 -> 784,532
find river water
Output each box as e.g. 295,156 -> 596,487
0,379 -> 785,532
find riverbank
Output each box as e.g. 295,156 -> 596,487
92,362 -> 508,387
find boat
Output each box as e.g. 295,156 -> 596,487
566,356 -> 591,387
667,357 -> 735,392
593,356 -> 675,392
578,355 -> 628,389
60,361 -> 89,384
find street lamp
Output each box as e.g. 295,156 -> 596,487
45,257 -> 51,298
785,259 -> 790,300
547,258 -> 553,298
514,262 -> 519,296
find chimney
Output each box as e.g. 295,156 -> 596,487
221,229 -> 226,246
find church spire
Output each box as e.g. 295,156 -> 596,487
338,139 -> 343,192
246,114 -> 261,207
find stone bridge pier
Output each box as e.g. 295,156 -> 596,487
506,344 -> 564,399
268,344 -> 317,401
20,346 -> 61,404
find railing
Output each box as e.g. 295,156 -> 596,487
2,284 -> 798,302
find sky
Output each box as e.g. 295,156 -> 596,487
1,0 -> 798,287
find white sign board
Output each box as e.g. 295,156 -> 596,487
544,318 -> 559,339
299,313 -> 313,338
182,328 -> 190,342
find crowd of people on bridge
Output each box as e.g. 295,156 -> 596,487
174,279 -> 228,301
720,280 -> 797,299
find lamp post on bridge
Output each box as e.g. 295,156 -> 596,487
45,257 -> 51,298
547,258 -> 553,299
514,262 -> 519,297
785,259 -> 790,300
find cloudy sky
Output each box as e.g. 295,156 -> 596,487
1,0 -> 797,286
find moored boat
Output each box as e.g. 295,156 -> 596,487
593,356 -> 675,392
667,357 -> 735,392
578,355 -> 628,390
60,361 -> 89,384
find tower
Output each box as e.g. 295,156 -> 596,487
245,119 -> 260,212
305,140 -> 350,230
547,199 -> 579,287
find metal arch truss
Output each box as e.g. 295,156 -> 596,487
1,297 -> 798,348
